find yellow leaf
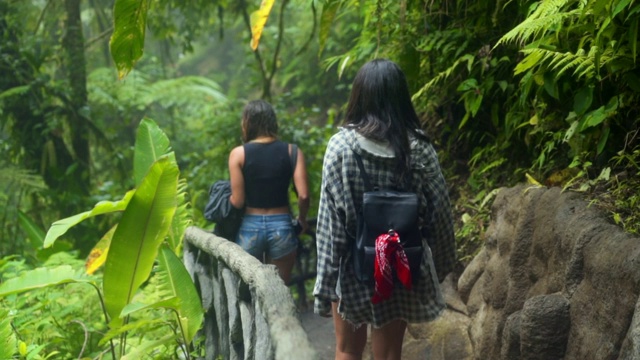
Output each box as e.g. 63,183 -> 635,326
546,168 -> 579,187
250,0 -> 276,51
85,225 -> 117,275
525,173 -> 543,186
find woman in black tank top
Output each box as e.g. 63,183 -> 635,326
227,100 -> 310,284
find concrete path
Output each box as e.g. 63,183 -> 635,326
298,307 -> 336,360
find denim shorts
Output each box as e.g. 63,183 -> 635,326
235,214 -> 297,260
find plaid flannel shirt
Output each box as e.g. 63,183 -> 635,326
313,128 -> 456,327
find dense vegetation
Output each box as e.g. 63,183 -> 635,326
1,0 -> 638,357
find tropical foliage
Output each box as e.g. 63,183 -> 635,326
1,0 -> 638,357
1,120 -> 202,358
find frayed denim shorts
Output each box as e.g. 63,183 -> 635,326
235,214 -> 297,260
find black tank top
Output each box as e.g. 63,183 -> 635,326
242,140 -> 293,208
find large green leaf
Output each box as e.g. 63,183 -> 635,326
133,118 -> 174,186
43,190 -> 135,248
0,266 -> 93,297
0,85 -> 30,100
629,18 -> 638,62
17,210 -> 44,248
85,225 -> 117,275
110,0 -> 149,79
103,156 -> 179,327
156,244 -> 203,343
319,0 -> 340,55
573,86 -> 593,115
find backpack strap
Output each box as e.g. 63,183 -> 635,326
352,151 -> 374,192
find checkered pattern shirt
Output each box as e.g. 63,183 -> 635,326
313,128 -> 456,327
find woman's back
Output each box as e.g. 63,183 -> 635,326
242,140 -> 293,209
313,127 -> 456,327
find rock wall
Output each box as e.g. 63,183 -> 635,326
405,184 -> 640,360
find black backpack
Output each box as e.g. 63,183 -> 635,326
351,151 -> 423,285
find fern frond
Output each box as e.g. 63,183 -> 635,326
168,178 -> 191,252
573,52 -> 596,77
412,54 -> 475,100
518,47 -> 581,75
147,76 -> 226,108
517,44 -> 617,80
121,334 -> 175,360
498,9 -> 580,46
0,162 -> 47,192
529,0 -> 574,19
0,308 -> 16,359
553,48 -> 586,76
99,318 -> 167,345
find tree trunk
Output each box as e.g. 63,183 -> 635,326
63,0 -> 91,194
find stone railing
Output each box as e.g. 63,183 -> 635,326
183,226 -> 318,360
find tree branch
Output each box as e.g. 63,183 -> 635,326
268,0 -> 290,84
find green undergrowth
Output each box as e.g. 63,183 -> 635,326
446,144 -> 640,267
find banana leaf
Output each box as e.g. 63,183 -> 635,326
85,225 -> 117,275
110,0 -> 149,79
156,244 -> 203,343
250,0 -> 275,50
103,156 -> 179,327
0,265 -> 94,297
43,190 -> 135,248
319,0 -> 340,55
133,118 -> 175,186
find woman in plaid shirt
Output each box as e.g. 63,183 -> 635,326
313,59 -> 457,360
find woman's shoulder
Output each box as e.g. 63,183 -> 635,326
230,144 -> 244,154
229,145 -> 245,162
327,128 -> 355,151
410,131 -> 434,152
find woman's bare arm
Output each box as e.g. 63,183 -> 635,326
228,146 -> 245,209
293,147 -> 310,233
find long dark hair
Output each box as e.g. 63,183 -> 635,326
344,59 -> 427,186
242,99 -> 278,142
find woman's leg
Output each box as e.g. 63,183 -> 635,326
332,302 -> 368,360
370,319 -> 407,360
270,250 -> 296,284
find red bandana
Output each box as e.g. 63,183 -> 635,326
371,231 -> 412,304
